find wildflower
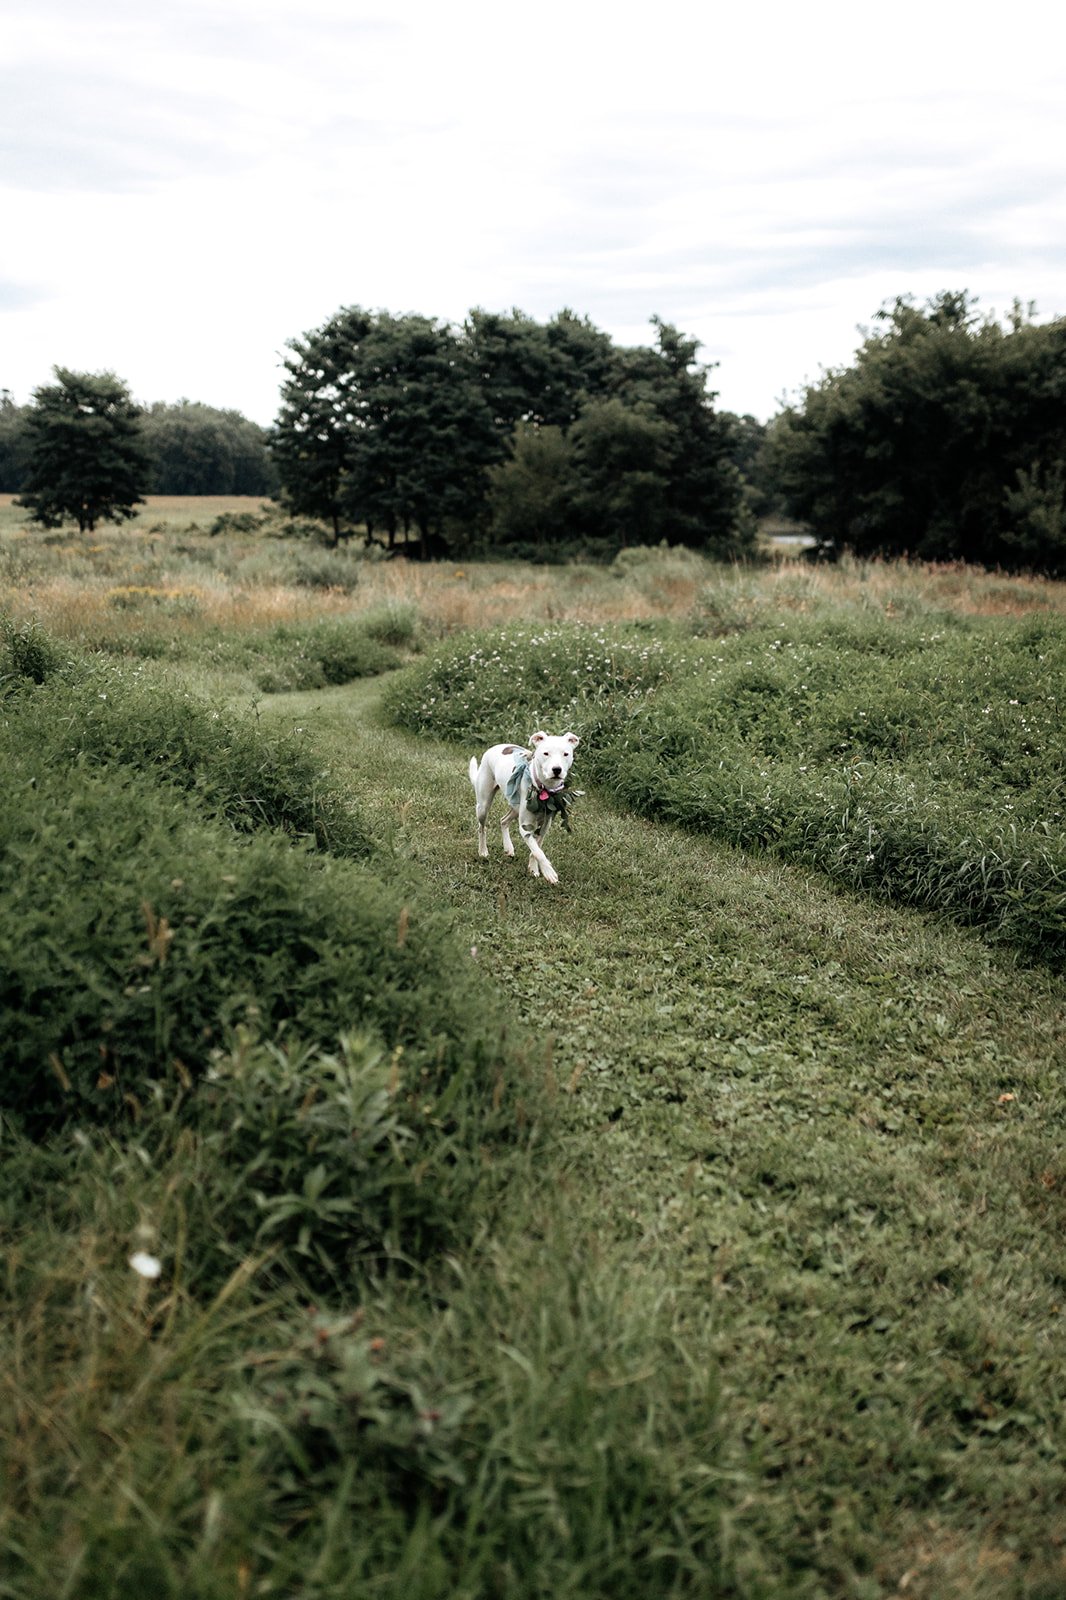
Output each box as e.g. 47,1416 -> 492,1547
129,1251 -> 162,1279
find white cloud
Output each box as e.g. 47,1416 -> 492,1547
2,0 -> 1064,423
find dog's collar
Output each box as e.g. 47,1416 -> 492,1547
503,756 -> 579,827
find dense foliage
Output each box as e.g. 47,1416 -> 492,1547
0,623 -> 520,1272
140,399 -> 278,494
0,389 -> 29,490
272,305 -> 750,559
767,293 -> 1066,571
15,368 -> 151,532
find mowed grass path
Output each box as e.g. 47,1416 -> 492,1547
263,676 -> 1066,1599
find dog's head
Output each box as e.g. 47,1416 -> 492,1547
528,730 -> 580,788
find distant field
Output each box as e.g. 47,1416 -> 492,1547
3,499 -> 1066,647
0,492 -> 270,535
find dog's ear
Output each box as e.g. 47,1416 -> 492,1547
529,731 -> 548,746
564,733 -> 581,748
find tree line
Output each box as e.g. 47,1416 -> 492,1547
271,306 -> 751,558
5,290 -> 1064,570
765,292 -> 1066,572
0,386 -> 278,503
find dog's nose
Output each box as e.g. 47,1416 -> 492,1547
551,766 -> 562,777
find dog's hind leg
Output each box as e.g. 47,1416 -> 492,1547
470,757 -> 493,858
500,805 -> 517,857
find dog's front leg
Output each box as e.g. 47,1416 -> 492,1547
520,814 -> 557,885
500,806 -> 517,857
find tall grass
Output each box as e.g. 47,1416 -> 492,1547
0,632 -> 524,1266
385,610 -> 1066,961
1,1123 -> 723,1598
3,508 -> 1065,666
5,530 -> 1066,1597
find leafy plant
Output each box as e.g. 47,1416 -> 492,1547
1,613 -> 65,685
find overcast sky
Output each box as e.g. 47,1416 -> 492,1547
3,0 -> 1064,425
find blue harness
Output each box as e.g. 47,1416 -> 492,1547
504,755 -> 534,813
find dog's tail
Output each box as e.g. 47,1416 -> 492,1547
468,756 -> 479,788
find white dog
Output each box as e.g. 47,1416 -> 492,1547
468,731 -> 581,886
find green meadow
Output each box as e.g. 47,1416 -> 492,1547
2,505 -> 1065,1598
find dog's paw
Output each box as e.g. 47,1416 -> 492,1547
539,862 -> 559,886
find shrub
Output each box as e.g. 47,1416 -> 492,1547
209,509 -> 270,536
6,656 -> 369,853
59,1026 -> 508,1290
1,614 -> 66,686
0,749 -> 507,1139
186,1031 -> 459,1282
291,547 -> 362,592
358,601 -> 422,651
252,619 -> 399,691
147,616 -> 403,693
383,622 -> 680,746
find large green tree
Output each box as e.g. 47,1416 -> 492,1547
16,368 -> 150,533
272,306 -> 375,543
766,293 -> 1066,570
337,312 -> 497,553
273,308 -> 497,552
465,309 -> 574,434
485,423 -> 577,557
568,398 -> 673,550
545,309 -> 625,416
619,319 -> 751,554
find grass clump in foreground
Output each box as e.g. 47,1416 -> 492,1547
2,1132 -> 722,1598
0,625 -> 724,1598
385,609 -> 1066,962
0,629 -> 512,1245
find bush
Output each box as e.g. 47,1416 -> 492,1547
1,614 -> 67,686
251,619 -> 400,691
0,639 -> 518,1162
358,601 -> 422,651
156,616 -> 402,693
209,510 -> 268,536
291,547 -> 362,592
55,1025 -> 507,1291
383,622 -> 680,746
0,747 -> 505,1133
6,656 -> 370,853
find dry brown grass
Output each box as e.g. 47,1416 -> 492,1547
3,496 -> 1065,644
